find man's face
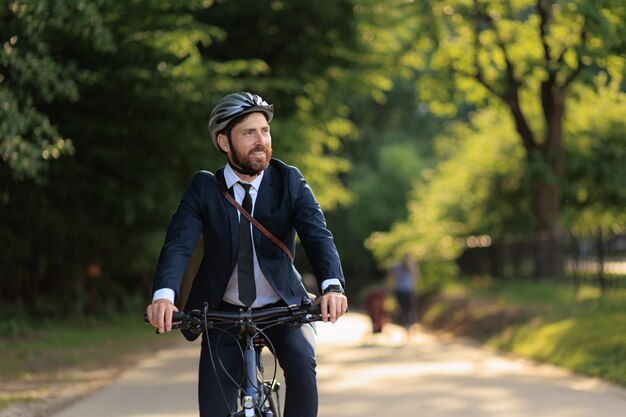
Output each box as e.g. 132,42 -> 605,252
219,112 -> 272,174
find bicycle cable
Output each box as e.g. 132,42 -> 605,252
207,318 -> 268,416
253,326 -> 281,416
204,312 -> 239,415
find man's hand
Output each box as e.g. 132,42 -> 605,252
317,292 -> 348,323
146,299 -> 179,334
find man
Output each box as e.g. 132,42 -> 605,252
385,254 -> 418,331
146,92 -> 348,417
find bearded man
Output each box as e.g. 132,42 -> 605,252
145,92 -> 348,417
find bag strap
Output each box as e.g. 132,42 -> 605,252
221,190 -> 294,263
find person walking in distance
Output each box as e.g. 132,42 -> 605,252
386,254 -> 418,333
145,92 -> 348,417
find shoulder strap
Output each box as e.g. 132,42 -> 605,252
221,190 -> 294,263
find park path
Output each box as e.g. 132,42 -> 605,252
53,312 -> 626,417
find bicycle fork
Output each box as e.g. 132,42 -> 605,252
234,339 -> 276,417
241,341 -> 260,417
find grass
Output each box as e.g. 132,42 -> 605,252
0,394 -> 39,409
427,278 -> 626,386
0,310 -> 177,379
494,312 -> 626,384
0,308 -> 183,412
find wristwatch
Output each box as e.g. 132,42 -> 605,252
323,284 -> 344,295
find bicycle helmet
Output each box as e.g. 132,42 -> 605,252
208,92 -> 274,151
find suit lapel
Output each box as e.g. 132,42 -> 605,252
216,169 -> 239,271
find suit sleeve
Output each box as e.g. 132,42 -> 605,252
151,172 -> 207,298
289,168 -> 345,290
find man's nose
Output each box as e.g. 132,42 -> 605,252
253,130 -> 268,143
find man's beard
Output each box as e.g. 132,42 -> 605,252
230,144 -> 272,176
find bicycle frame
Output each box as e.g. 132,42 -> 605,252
235,329 -> 275,417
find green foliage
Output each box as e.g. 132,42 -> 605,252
1,0 -> 365,313
367,74 -> 626,266
328,139 -> 424,284
419,259 -> 460,292
1,0 -> 223,311
0,0 -> 113,179
3,0 -> 625,315
563,74 -> 626,232
366,105 -> 528,265
364,0 -> 626,270
325,75 -> 445,288
194,0 -> 368,209
395,0 -> 625,233
350,143 -> 422,230
398,0 -> 625,116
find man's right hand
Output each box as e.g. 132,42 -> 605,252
146,299 -> 179,334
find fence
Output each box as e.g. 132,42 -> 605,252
457,230 -> 626,293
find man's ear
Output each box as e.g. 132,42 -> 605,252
216,133 -> 230,153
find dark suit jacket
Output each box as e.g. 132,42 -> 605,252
152,158 -> 345,325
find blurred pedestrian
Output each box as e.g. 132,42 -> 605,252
385,254 -> 419,331
365,284 -> 386,334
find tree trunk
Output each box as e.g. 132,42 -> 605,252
531,180 -> 560,232
506,81 -> 567,279
534,81 -> 566,233
529,84 -> 567,278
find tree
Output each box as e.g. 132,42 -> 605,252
0,0 -> 369,313
195,0 -> 363,209
563,74 -> 626,231
0,0 -> 113,181
394,0 -> 625,233
366,105 -> 527,263
366,72 -> 626,276
1,0 -> 225,311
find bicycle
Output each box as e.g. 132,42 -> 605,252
144,297 -> 323,417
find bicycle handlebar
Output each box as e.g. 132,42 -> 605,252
144,300 -> 324,334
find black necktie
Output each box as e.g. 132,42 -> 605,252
237,182 -> 256,307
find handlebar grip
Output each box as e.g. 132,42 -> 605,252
143,311 -> 187,323
172,311 -> 186,321
307,303 -> 322,315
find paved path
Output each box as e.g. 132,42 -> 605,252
54,313 -> 626,417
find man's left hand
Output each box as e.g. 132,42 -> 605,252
317,292 -> 348,323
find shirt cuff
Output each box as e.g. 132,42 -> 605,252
152,288 -> 176,304
321,279 -> 343,293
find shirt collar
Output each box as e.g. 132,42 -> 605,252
224,163 -> 264,191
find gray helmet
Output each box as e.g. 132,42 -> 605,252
208,92 -> 274,150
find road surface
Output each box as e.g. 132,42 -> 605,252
53,312 -> 626,417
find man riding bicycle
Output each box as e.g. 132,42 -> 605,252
146,92 -> 348,417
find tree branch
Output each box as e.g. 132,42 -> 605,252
471,0 -> 504,100
473,0 -> 537,152
477,1 -> 522,97
563,17 -> 587,88
537,0 -> 553,65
